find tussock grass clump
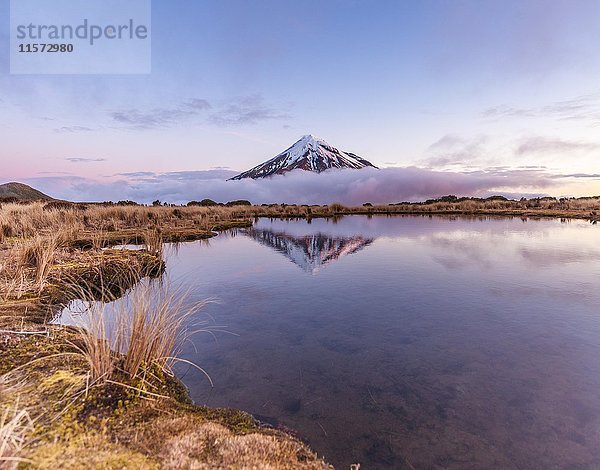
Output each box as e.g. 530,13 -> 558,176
17,232 -> 66,292
116,283 -> 199,379
78,312 -> 114,384
0,270 -> 26,302
0,230 -> 69,300
0,401 -> 33,468
143,227 -> 163,257
71,277 -> 209,388
328,202 -> 345,213
0,202 -> 84,239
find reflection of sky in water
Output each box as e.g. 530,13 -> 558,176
59,216 -> 600,468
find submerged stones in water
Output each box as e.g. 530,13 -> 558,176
283,397 -> 302,414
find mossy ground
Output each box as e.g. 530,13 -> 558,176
0,329 -> 329,469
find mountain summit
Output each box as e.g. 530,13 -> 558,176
229,135 -> 377,180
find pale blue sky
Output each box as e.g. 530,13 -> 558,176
2,0 -> 600,201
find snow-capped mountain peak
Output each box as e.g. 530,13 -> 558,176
228,135 -> 377,180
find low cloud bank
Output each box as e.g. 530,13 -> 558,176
25,167 -> 556,205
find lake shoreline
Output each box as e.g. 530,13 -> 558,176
0,213 -> 331,468
1,201 -> 599,467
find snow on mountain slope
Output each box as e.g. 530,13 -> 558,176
228,135 -> 377,180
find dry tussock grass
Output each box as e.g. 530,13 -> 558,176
0,228 -> 72,299
0,202 -> 257,252
1,196 -> 598,253
16,232 -> 67,293
353,197 -> 600,214
142,227 -> 163,256
67,276 -> 210,390
0,400 -> 33,468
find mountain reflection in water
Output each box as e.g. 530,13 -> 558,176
244,227 -> 373,273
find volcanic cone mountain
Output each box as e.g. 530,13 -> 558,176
229,135 -> 377,180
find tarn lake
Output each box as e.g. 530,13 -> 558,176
60,215 -> 600,469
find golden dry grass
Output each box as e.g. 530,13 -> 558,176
16,232 -> 69,293
143,227 -> 164,257
0,400 -> 33,468
71,277 -> 207,385
0,202 -> 247,240
0,196 -> 598,253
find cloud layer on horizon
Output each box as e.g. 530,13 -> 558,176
23,166 -> 564,205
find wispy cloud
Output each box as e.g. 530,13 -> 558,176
109,97 -> 212,130
422,134 -> 489,168
113,171 -> 156,178
116,169 -> 239,181
552,173 -> 600,179
108,95 -> 287,130
184,98 -> 212,110
110,108 -> 197,129
481,106 -> 537,119
516,137 -> 600,155
209,95 -> 290,126
482,92 -> 600,122
55,125 -> 95,133
423,133 -> 600,170
65,157 -> 106,163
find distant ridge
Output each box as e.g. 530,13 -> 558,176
229,135 -> 377,180
0,182 -> 53,201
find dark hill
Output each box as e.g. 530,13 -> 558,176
0,182 -> 53,201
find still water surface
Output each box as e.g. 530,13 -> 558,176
63,216 -> 600,468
